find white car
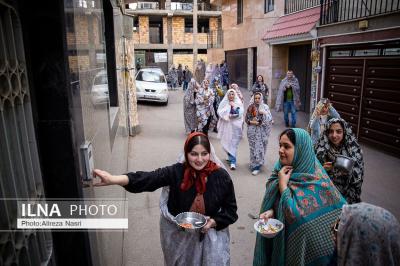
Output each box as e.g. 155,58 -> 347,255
135,67 -> 169,105
91,70 -> 109,105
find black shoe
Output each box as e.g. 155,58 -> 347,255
285,123 -> 289,127
213,128 -> 218,133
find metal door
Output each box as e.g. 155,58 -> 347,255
325,45 -> 400,155
0,2 -> 54,265
289,44 -> 312,113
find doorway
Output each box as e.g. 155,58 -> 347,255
289,44 -> 312,113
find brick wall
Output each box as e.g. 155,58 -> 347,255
172,17 -> 185,44
198,33 -> 208,44
184,33 -> 193,43
66,32 -> 76,45
173,54 -> 193,71
173,54 -> 208,71
132,16 -> 220,46
163,17 -> 168,44
68,55 -> 90,71
93,16 -> 100,45
210,17 -> 218,31
139,16 -> 149,44
75,15 -> 89,45
198,54 -> 208,64
133,31 -> 140,43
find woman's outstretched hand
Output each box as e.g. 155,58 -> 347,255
92,169 -> 129,187
278,166 -> 293,193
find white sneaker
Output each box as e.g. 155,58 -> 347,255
252,170 -> 260,176
230,164 -> 236,170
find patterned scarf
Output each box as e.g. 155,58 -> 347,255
253,128 -> 345,266
315,118 -> 364,203
337,203 -> 400,266
247,93 -> 262,122
180,132 -> 219,194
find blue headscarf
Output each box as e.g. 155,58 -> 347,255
254,128 -> 346,266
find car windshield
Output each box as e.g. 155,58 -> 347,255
94,73 -> 108,85
136,70 -> 165,83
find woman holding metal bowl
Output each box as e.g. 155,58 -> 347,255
315,118 -> 364,204
93,132 -> 238,266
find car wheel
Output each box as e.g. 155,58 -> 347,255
163,99 -> 168,106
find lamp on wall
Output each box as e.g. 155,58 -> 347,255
358,20 -> 368,30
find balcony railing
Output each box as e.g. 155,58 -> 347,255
169,2 -> 221,11
320,0 -> 400,25
127,2 -> 159,10
207,29 -> 223,48
285,0 -> 320,14
171,2 -> 193,10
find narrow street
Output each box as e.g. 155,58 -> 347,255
123,87 -> 400,266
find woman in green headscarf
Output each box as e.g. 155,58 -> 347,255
253,128 -> 346,266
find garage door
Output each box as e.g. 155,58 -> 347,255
225,49 -> 248,88
325,45 -> 400,155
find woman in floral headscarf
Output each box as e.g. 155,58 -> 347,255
253,128 -> 346,266
335,202 -> 400,266
307,98 -> 340,146
315,118 -> 364,204
183,78 -> 199,134
195,79 -> 217,135
246,92 -> 273,175
217,89 -> 244,170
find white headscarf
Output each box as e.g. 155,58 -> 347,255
217,89 -> 244,157
217,89 -> 244,119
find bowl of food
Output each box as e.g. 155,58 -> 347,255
254,219 -> 284,238
334,155 -> 354,173
175,212 -> 207,233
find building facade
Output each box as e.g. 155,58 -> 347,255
220,0 -> 319,112
220,0 -> 283,97
126,0 -> 224,73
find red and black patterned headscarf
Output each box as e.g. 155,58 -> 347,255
180,132 -> 219,194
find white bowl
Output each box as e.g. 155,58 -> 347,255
254,218 -> 284,238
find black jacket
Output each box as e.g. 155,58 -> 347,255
124,163 -> 238,230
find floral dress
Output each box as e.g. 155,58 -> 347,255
195,85 -> 216,131
246,98 -> 273,170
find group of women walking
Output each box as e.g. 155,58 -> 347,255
92,78 -> 399,266
184,75 -> 273,173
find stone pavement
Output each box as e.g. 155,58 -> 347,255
122,86 -> 400,266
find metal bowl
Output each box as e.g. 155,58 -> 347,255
254,218 -> 284,238
334,155 -> 355,173
174,212 -> 207,233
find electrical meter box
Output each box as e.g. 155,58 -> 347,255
80,141 -> 94,180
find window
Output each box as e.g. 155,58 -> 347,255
354,49 -> 380,57
237,0 -> 243,24
265,0 -> 274,13
185,18 -> 193,33
383,48 -> 400,56
197,18 -> 209,33
133,16 -> 139,32
330,50 -> 352,57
